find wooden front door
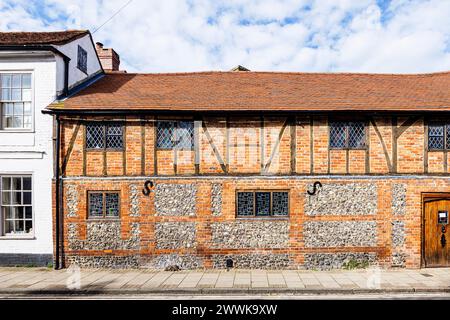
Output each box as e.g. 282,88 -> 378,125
424,199 -> 450,267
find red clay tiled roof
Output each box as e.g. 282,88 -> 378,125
48,70 -> 450,112
0,30 -> 89,46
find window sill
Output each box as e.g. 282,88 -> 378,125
0,235 -> 35,240
0,130 -> 34,133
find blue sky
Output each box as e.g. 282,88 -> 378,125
1,0 -> 450,73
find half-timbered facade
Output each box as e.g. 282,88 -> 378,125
45,70 -> 450,269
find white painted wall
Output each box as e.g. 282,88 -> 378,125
0,53 -> 56,254
55,34 -> 102,95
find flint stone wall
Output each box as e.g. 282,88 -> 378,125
392,221 -> 405,247
210,221 -> 289,249
129,184 -> 140,217
304,221 -> 377,247
392,252 -> 406,267
155,183 -> 197,216
155,222 -> 196,249
68,255 -> 140,269
305,183 -> 377,216
146,254 -> 203,269
212,254 -> 291,269
66,185 -> 79,218
304,253 -> 377,270
392,183 -> 406,215
67,221 -> 140,251
211,183 -> 222,216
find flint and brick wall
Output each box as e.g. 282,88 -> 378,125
57,114 -> 450,269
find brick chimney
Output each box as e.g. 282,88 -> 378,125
95,42 -> 121,72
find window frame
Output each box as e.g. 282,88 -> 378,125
0,71 -> 34,132
87,191 -> 121,220
0,174 -> 34,239
427,121 -> 449,151
77,45 -> 88,74
235,189 -> 290,219
156,120 -> 194,151
85,122 -> 124,151
329,120 -> 367,150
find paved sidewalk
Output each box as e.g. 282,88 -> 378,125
0,267 -> 449,295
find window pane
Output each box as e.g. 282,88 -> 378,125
446,126 -> 450,150
176,121 -> 194,150
105,193 -> 119,217
329,122 -> 346,148
255,192 -> 271,216
157,121 -> 174,149
2,177 -> 11,190
429,125 -> 444,150
1,88 -> 10,100
3,103 -> 13,115
89,193 -> 103,217
12,177 -> 21,190
3,116 -> 13,128
3,207 -> 10,219
348,122 -> 365,148
12,192 -> 21,204
2,191 -> 10,205
429,125 -> 444,136
11,88 -> 21,100
22,74 -> 31,89
1,74 -> 11,88
13,207 -> 23,219
272,192 -> 289,216
15,220 -> 24,233
23,116 -> 32,129
25,206 -> 32,219
22,89 -> 31,101
12,74 -> 21,87
86,124 -> 105,149
24,102 -> 31,115
23,192 -> 32,205
22,177 -> 31,190
4,220 -> 14,234
106,124 -> 123,149
25,220 -> 33,233
237,192 -> 254,216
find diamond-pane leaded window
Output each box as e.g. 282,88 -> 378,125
157,121 -> 174,149
237,191 -> 289,217
157,121 -> 194,150
86,123 -> 104,149
86,122 -> 123,150
88,192 -> 120,219
176,121 -> 194,150
428,124 -> 445,150
330,121 -> 366,149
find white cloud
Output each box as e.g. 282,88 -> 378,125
1,0 -> 450,73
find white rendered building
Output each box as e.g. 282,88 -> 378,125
0,31 -> 104,266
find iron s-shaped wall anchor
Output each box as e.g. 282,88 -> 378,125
307,181 -> 322,196
142,180 -> 154,196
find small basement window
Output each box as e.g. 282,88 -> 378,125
88,191 -> 120,219
77,45 -> 87,74
236,191 -> 289,217
329,121 -> 366,149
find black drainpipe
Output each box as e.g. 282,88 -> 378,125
55,115 -> 61,269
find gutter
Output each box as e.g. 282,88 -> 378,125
55,115 -> 62,269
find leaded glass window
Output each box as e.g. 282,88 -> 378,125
236,191 -> 289,217
1,176 -> 33,236
329,121 -> 366,149
77,45 -> 87,74
86,122 -> 124,150
88,192 -> 120,219
428,124 -> 445,150
157,121 -> 194,150
0,73 -> 32,129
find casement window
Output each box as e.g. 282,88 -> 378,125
86,122 -> 124,150
428,124 -> 450,150
0,176 -> 33,236
88,191 -> 120,219
236,191 -> 289,217
0,73 -> 32,130
77,45 -> 87,74
329,121 -> 366,149
156,120 -> 194,150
